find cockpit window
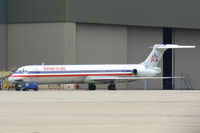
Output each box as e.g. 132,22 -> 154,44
16,69 -> 22,73
16,67 -> 29,73
16,68 -> 24,73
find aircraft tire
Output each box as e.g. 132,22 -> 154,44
108,84 -> 116,90
88,84 -> 96,90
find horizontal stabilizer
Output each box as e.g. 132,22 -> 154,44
156,44 -> 196,49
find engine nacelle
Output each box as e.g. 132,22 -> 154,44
136,69 -> 157,77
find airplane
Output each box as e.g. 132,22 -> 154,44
8,44 -> 195,90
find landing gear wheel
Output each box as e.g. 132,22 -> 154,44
88,84 -> 96,90
108,84 -> 116,90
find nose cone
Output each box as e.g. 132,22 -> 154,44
8,75 -> 24,83
8,77 -> 15,83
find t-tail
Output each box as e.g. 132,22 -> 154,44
141,44 -> 195,67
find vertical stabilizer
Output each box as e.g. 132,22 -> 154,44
141,44 -> 195,67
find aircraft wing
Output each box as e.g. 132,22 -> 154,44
85,76 -> 182,84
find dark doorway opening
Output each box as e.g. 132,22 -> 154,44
163,28 -> 173,90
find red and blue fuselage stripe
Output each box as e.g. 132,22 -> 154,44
11,70 -> 133,77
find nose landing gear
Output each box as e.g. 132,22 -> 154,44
15,83 -> 21,91
108,83 -> 116,90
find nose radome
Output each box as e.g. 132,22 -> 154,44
8,77 -> 15,83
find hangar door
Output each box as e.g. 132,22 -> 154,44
76,23 -> 127,64
175,29 -> 200,89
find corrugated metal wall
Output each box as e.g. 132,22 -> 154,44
0,0 -> 7,70
8,0 -> 66,23
8,0 -> 200,29
0,0 -> 7,24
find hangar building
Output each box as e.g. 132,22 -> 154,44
0,0 -> 199,89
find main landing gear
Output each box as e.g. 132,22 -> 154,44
88,83 -> 116,90
108,83 -> 116,90
88,84 -> 96,90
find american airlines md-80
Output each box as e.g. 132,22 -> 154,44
8,44 -> 195,90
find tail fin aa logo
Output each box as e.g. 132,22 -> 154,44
151,53 -> 159,63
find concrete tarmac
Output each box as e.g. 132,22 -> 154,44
0,90 -> 200,133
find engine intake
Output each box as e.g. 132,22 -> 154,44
133,69 -> 137,75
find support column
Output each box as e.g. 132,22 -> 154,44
163,28 -> 173,90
